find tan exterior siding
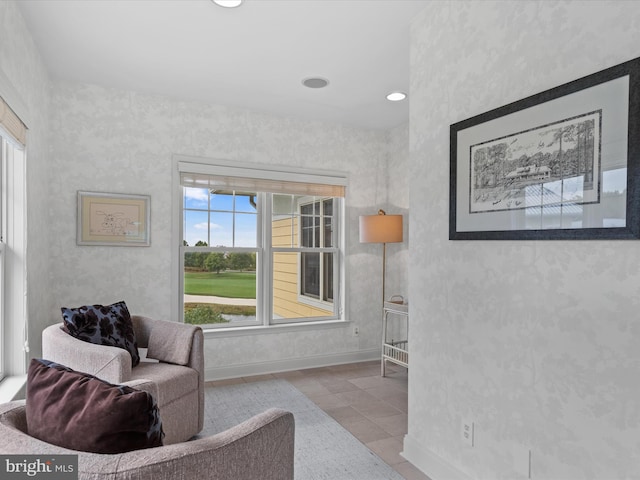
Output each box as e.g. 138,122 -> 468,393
272,218 -> 332,319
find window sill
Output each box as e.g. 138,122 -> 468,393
202,319 -> 350,339
0,374 -> 27,403
297,294 -> 334,312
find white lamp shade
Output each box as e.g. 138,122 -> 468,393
359,214 -> 403,243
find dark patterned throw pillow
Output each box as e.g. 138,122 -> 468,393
61,300 -> 140,367
26,358 -> 164,453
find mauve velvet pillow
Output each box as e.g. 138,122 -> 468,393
26,358 -> 163,453
60,300 -> 140,367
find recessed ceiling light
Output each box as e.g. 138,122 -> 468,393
302,77 -> 330,89
386,92 -> 407,102
212,0 -> 243,8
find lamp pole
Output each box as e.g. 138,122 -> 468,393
359,209 -> 403,312
381,241 -> 388,311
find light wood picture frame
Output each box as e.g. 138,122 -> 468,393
77,191 -> 150,246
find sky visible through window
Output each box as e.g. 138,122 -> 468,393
184,187 -> 257,247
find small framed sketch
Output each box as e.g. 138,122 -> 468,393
77,191 -> 150,246
450,56 -> 640,240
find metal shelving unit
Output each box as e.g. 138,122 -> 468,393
381,301 -> 408,376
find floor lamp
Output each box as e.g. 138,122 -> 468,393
359,210 -> 403,310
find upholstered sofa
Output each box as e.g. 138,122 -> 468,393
42,316 -> 204,444
0,401 -> 295,480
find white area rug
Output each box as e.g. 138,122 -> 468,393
198,379 -> 404,480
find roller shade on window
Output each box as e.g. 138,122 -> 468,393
179,161 -> 346,197
0,96 -> 26,146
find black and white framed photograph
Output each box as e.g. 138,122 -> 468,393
450,57 -> 640,240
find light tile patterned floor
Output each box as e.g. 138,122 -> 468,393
207,361 -> 430,480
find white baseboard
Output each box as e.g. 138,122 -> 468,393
205,348 -> 380,381
402,434 -> 472,480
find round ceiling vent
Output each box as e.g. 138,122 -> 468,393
302,77 -> 330,89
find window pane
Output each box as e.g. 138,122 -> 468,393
301,215 -> 313,247
210,192 -> 234,211
272,252 -> 333,322
323,252 -> 334,301
273,215 -> 295,248
313,222 -> 321,247
0,247 -> 3,381
273,194 -> 295,216
184,210 -> 210,246
323,199 -> 333,216
183,251 -> 257,327
301,201 -> 320,247
273,251 -> 297,316
210,212 -> 233,247
300,203 -> 314,215
235,212 -> 258,247
210,191 -> 258,213
301,252 -> 320,298
184,187 -> 209,210
323,199 -> 333,247
272,194 -> 297,247
235,192 -> 258,213
0,140 -> 4,380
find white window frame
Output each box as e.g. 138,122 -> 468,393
0,129 -> 27,382
295,197 -> 336,311
268,194 -> 342,325
173,156 -> 347,332
0,138 -> 5,382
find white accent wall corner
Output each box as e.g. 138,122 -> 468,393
406,1 -> 640,479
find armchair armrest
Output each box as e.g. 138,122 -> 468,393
0,403 -> 295,480
41,324 -> 132,383
121,378 -> 159,400
132,316 -> 202,367
131,316 -> 205,432
109,408 -> 295,480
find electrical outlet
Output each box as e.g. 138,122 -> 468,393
353,326 -> 359,336
461,419 -> 474,446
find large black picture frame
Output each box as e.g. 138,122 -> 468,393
450,57 -> 640,240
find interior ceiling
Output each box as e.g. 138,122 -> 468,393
17,0 -> 428,131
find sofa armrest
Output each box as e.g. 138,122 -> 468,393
41,324 -> 132,384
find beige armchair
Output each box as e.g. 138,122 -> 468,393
0,401 -> 295,480
42,315 -> 204,444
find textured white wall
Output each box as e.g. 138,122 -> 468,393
0,1 -> 51,366
47,81 -> 407,377
407,1 -> 640,479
